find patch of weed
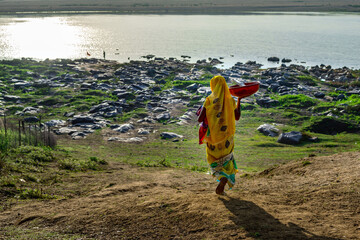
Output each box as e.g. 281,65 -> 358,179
188,165 -> 208,172
136,158 -> 172,168
0,177 -> 17,187
18,188 -> 56,199
89,156 -> 108,165
302,160 -> 311,166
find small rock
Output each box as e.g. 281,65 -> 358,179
160,132 -> 183,139
268,57 -> 280,62
257,124 -> 280,137
24,116 -> 40,123
138,128 -> 150,135
314,92 -> 325,98
45,120 -> 66,127
64,112 -> 75,118
113,124 -> 134,133
156,112 -> 171,122
70,115 -> 95,124
55,127 -> 77,135
281,58 -> 292,63
277,131 -> 303,145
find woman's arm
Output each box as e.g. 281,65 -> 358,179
197,106 -> 206,122
235,98 -> 241,121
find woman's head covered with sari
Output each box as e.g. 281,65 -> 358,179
204,76 -> 236,146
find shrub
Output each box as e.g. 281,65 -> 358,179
89,156 -> 107,165
0,177 -> 16,187
58,157 -> 105,171
12,146 -> 55,163
0,155 -> 5,171
58,158 -> 79,171
0,135 -> 9,153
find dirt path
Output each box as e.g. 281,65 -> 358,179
0,152 -> 359,239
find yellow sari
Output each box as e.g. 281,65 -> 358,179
204,76 -> 238,189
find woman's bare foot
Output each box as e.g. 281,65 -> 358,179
216,177 -> 228,195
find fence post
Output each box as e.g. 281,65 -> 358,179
3,113 -> 7,138
43,125 -> 46,146
21,121 -> 25,146
34,124 -> 38,146
18,120 -> 21,147
39,117 -> 42,146
48,127 -> 51,147
28,124 -> 31,146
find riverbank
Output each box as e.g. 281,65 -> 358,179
0,0 -> 360,14
0,57 -> 359,239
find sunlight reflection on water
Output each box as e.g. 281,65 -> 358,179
1,17 -> 88,59
0,14 -> 359,69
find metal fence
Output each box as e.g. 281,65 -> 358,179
0,114 -> 56,152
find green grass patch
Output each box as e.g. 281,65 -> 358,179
276,94 -> 318,109
338,94 -> 360,106
161,73 -> 213,90
57,108 -> 360,174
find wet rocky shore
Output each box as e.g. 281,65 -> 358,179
1,56 -> 359,143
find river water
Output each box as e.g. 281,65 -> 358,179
0,13 -> 359,69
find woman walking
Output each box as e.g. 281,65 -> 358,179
197,75 -> 241,195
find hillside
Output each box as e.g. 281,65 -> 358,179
0,151 -> 359,239
0,0 -> 359,13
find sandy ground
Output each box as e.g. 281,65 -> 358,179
0,151 -> 359,239
0,0 -> 359,13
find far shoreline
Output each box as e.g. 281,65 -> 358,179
0,0 -> 360,15
1,10 -> 360,16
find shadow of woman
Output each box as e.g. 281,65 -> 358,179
220,196 -> 342,240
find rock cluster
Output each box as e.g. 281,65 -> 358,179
1,57 -> 359,143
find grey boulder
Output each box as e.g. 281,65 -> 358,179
114,123 -> 134,133
160,132 -> 183,139
156,112 -> 171,121
257,124 -> 280,137
277,131 -> 303,145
